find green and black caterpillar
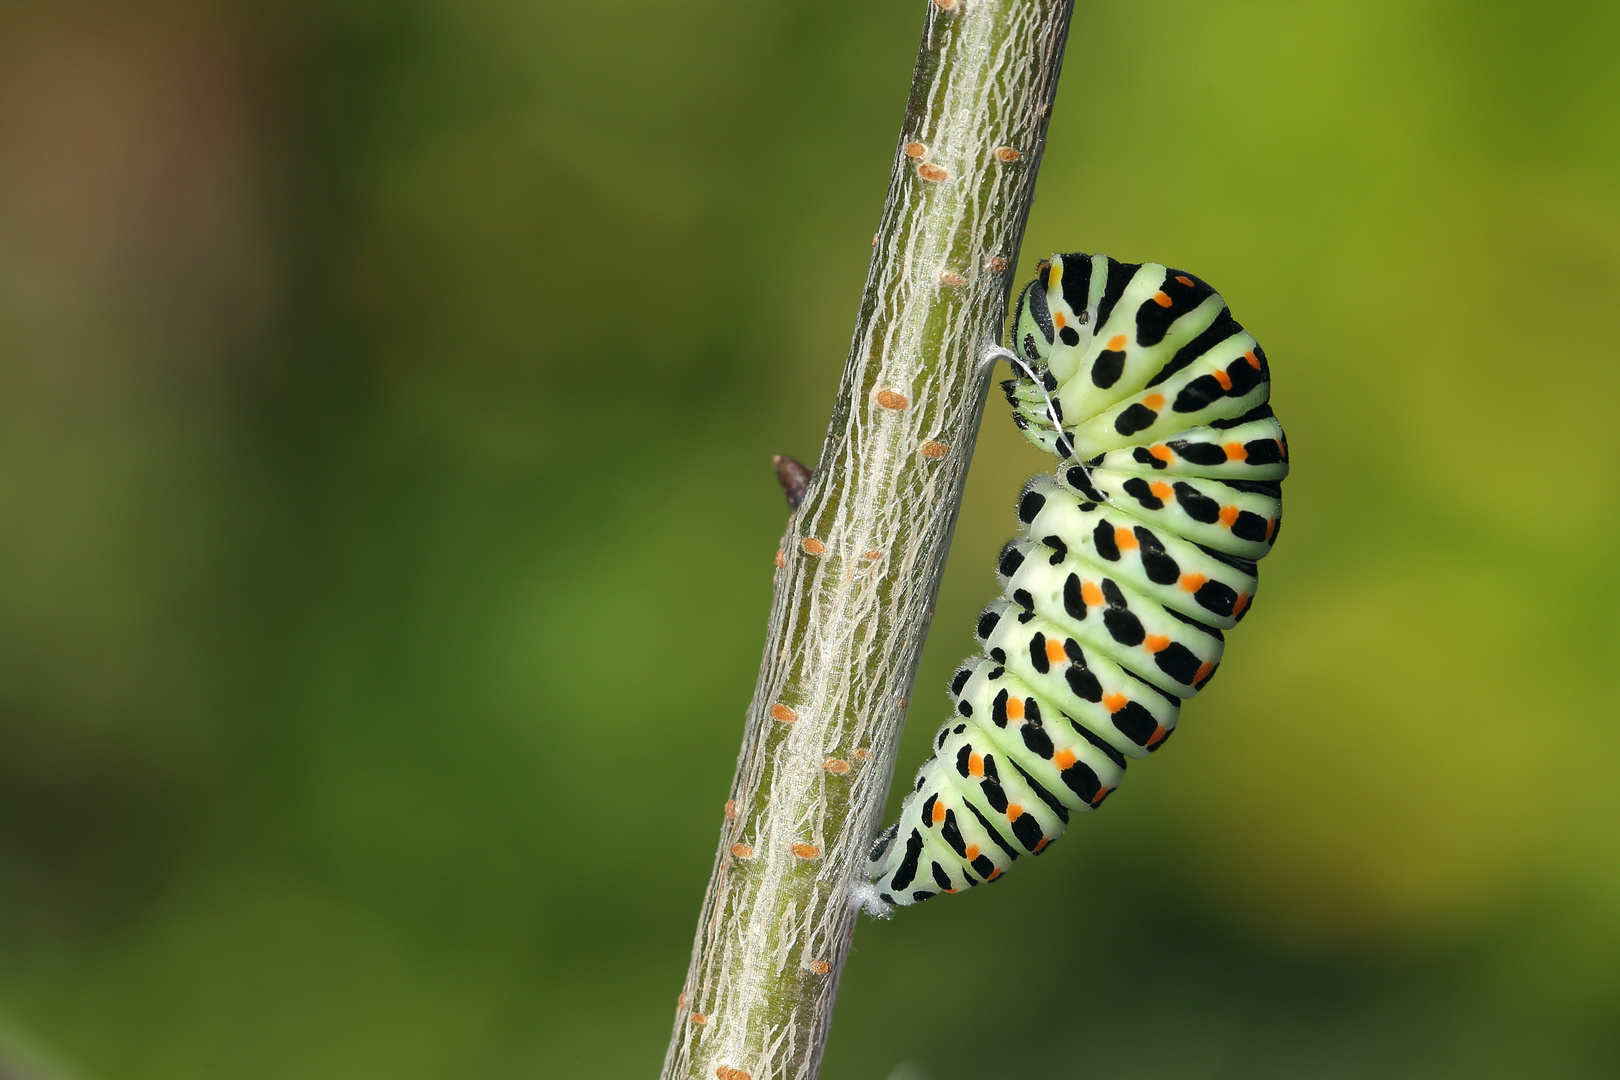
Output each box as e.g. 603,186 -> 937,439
867,253 -> 1288,907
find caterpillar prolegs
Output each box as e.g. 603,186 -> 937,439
866,253 -> 1288,907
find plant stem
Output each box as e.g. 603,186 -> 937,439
662,4 -> 1074,1079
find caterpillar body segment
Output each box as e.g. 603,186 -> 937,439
1095,410 -> 1290,483
1072,467 -> 1280,561
868,253 -> 1289,908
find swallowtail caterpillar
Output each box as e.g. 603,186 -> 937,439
866,253 -> 1288,907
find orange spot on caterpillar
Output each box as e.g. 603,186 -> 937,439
694,1013 -> 710,1026
994,146 -> 1021,162
1151,481 -> 1174,501
678,992 -> 689,1008
920,440 -> 949,460
968,753 -> 984,777
1275,438 -> 1286,457
730,843 -> 753,858
939,271 -> 965,286
715,1067 -> 748,1080
988,255 -> 1009,272
1143,394 -> 1165,410
791,843 -> 821,859
1115,528 -> 1138,550
1006,696 -> 1025,721
964,844 -> 980,860
1143,635 -> 1170,653
1045,638 -> 1067,664
724,800 -> 739,819
1265,517 -> 1277,541
903,141 -> 926,158
823,758 -> 851,774
932,0 -> 957,9
1175,275 -> 1194,287
1147,725 -> 1167,746
770,703 -> 799,724
1006,804 -> 1024,822
1081,580 -> 1104,606
1103,692 -> 1128,713
853,747 -> 871,760
774,548 -> 785,568
932,799 -> 947,823
808,960 -> 831,975
987,867 -> 1002,881
1243,349 -> 1260,369
1233,593 -> 1250,616
1180,573 -> 1208,592
1224,441 -> 1247,460
1054,749 -> 1077,769
800,537 -> 826,555
1107,334 -> 1128,350
1213,369 -> 1233,390
862,549 -> 884,560
1054,311 -> 1066,330
1195,661 -> 1214,683
1218,505 -> 1240,527
1151,291 -> 1173,307
917,162 -> 948,182
1090,786 -> 1110,805
1149,444 -> 1174,463
875,389 -> 909,410
944,887 -> 957,894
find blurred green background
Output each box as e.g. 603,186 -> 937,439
1,0 -> 1617,1077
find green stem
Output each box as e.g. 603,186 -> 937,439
663,4 -> 1074,1079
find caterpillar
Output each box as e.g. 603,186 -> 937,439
866,253 -> 1288,907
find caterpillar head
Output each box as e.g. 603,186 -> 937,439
1011,254 -> 1099,386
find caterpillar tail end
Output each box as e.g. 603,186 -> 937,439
851,878 -> 894,920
